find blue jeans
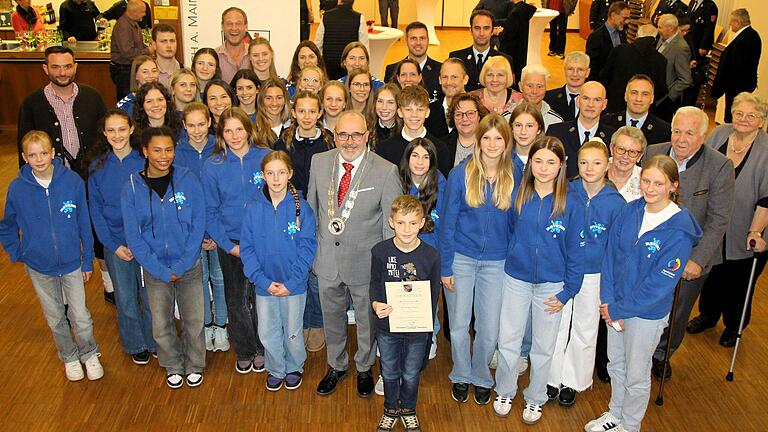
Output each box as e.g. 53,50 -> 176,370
201,248 -> 227,326
445,253 -> 504,388
303,272 -> 323,329
255,293 -> 307,378
26,266 -> 99,363
521,310 -> 532,358
377,330 -> 430,410
105,251 -> 155,354
608,315 -> 668,432
496,275 -> 563,406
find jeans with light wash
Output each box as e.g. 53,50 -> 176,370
26,266 -> 99,363
303,272 -> 323,329
201,248 -> 227,326
496,275 -> 564,406
144,261 -> 206,375
218,247 -> 263,361
378,330 -> 431,410
104,251 -> 155,355
608,315 -> 668,432
521,310 -> 533,358
255,292 -> 307,379
445,253 -> 505,388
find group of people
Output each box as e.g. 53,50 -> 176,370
2,2 -> 767,432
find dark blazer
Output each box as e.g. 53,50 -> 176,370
448,46 -> 514,92
544,85 -> 577,122
499,1 -> 537,82
586,23 -> 627,81
546,120 -> 616,178
376,131 -> 451,178
589,0 -> 622,30
425,96 -> 450,139
686,0 -> 718,60
600,36 -> 668,113
651,0 -> 688,24
601,111 -> 671,145
384,56 -> 442,101
711,26 -> 762,100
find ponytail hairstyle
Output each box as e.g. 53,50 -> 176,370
346,67 -> 375,120
281,91 -> 333,153
261,150 -> 302,229
641,154 -> 681,204
578,138 -> 611,183
464,113 -> 515,210
370,83 -> 402,150
87,108 -> 137,174
287,41 -> 327,83
229,68 -> 262,107
248,37 -> 281,82
296,65 -> 328,93
399,138 -> 440,233
213,107 -> 261,158
129,55 -> 158,93
391,58 -> 423,88
515,136 -> 568,217
254,79 -> 291,148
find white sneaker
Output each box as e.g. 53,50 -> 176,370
84,353 -> 104,381
213,326 -> 230,352
347,309 -> 356,325
517,356 -> 529,376
174,301 -> 180,320
489,350 -> 499,369
375,374 -> 384,396
429,340 -> 437,360
205,326 -> 215,351
522,403 -> 543,424
64,359 -> 84,381
493,395 -> 513,417
585,412 -> 622,432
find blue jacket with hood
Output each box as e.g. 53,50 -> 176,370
202,146 -> 270,253
408,172 -> 446,250
120,166 -> 205,283
505,187 -> 585,304
240,186 -> 317,296
568,179 -> 626,274
88,150 -> 145,254
601,199 -> 702,320
0,159 -> 94,275
174,134 -> 216,179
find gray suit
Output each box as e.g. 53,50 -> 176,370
644,143 -> 735,361
657,33 -> 692,103
307,148 -> 401,371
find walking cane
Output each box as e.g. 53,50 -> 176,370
655,278 -> 683,406
726,239 -> 759,382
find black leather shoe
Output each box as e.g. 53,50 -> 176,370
652,357 -> 672,381
357,370 -> 374,397
687,315 -> 717,334
451,382 -> 469,402
104,290 -> 115,305
473,385 -> 492,405
558,386 -> 577,407
316,367 -> 347,396
546,385 -> 559,402
719,328 -> 738,347
596,363 -> 611,383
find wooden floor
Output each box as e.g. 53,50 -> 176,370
1,29 -> 767,431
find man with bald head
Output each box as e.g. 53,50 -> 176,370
307,110 -> 402,398
547,81 -> 615,177
655,14 -> 693,122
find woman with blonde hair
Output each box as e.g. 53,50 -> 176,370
471,56 -> 522,120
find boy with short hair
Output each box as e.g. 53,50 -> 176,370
0,130 -> 103,382
370,195 -> 440,432
376,85 -> 452,177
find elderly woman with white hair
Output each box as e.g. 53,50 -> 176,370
470,56 -> 522,120
687,92 -> 768,347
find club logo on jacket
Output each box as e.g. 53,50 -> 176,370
169,192 -> 186,210
662,258 -> 682,278
60,200 -> 76,218
590,221 -> 607,237
285,221 -> 300,239
251,171 -> 264,187
645,238 -> 662,258
546,220 -> 565,238
430,209 -> 439,222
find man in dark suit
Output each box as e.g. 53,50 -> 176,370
586,1 -> 630,82
425,58 -> 469,138
651,0 -> 687,25
500,0 -> 536,81
449,9 -> 513,92
544,51 -> 590,122
384,21 -> 442,101
602,74 -> 671,146
546,81 -> 615,178
600,24 -> 667,113
655,14 -> 692,122
589,0 -> 623,30
711,9 -> 762,124
686,0 -> 718,61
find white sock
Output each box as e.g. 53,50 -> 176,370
101,270 -> 114,293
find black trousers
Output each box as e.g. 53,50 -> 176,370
548,12 -> 567,54
110,62 -> 132,102
698,254 -> 768,330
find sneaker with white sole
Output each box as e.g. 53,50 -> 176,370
186,372 -> 204,387
522,403 -> 543,424
585,412 -> 622,432
84,353 -> 104,380
493,395 -> 513,417
204,326 -> 215,351
213,325 -> 230,352
489,350 -> 499,369
400,409 -> 421,432
375,375 -> 384,396
347,309 -> 356,325
167,373 -> 183,389
517,356 -> 529,376
64,359 -> 84,381
376,410 -> 399,431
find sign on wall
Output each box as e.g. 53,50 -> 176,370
179,1 -> 299,76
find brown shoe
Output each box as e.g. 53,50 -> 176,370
306,328 -> 326,352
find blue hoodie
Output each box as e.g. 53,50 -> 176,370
174,134 -> 216,179
408,172 -> 446,250
601,199 -> 702,320
568,179 -> 626,274
0,159 -> 94,275
241,187 -> 317,296
438,160 -> 516,276
88,150 -> 145,254
506,188 -> 585,304
202,146 -> 271,253
116,93 -> 136,117
120,167 -> 206,283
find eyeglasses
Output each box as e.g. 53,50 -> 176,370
613,145 -> 642,158
336,131 -> 366,142
454,110 -> 478,120
732,111 -> 763,122
351,81 -> 371,89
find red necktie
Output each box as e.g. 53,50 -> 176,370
337,162 -> 354,207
